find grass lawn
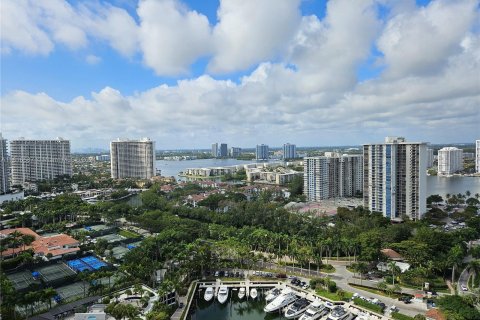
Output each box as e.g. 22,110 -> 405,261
315,288 -> 353,302
349,283 -> 403,299
118,229 -> 140,238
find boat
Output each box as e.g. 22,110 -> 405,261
204,287 -> 214,302
263,290 -> 298,313
285,298 -> 310,319
250,288 -> 258,299
217,286 -> 229,304
326,306 -> 350,320
265,287 -> 282,302
299,300 -> 327,320
238,287 -> 245,299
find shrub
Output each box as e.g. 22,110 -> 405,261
392,312 -> 414,320
353,298 -> 383,314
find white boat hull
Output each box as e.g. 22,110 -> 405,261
217,286 -> 229,304
250,288 -> 257,299
204,287 -> 214,302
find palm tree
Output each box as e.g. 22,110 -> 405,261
468,260 -> 480,289
43,288 -> 57,310
388,261 -> 401,285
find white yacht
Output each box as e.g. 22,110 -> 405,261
204,287 -> 214,302
217,286 -> 229,304
299,300 -> 327,320
285,298 -> 310,319
264,290 -> 297,313
326,306 -> 350,320
238,287 -> 245,299
250,288 -> 258,299
265,287 -> 282,302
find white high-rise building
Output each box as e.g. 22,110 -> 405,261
304,153 -> 363,201
211,143 -> 218,157
283,143 -> 297,160
110,138 -> 155,179
256,144 -> 269,160
0,133 -> 9,194
10,138 -> 72,186
426,148 -> 434,168
476,140 -> 480,173
437,147 -> 463,175
363,136 -> 427,221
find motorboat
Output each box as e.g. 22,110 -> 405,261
285,298 -> 310,319
326,306 -> 350,320
250,288 -> 258,299
238,287 -> 245,299
265,287 -> 282,302
204,287 -> 214,302
264,290 -> 297,313
299,300 -> 327,320
217,286 -> 229,304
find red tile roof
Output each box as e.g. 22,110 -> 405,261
1,228 -> 79,258
381,248 -> 403,260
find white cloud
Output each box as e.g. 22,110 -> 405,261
1,0 -> 479,148
208,0 -> 301,73
377,0 -> 479,78
85,54 -> 101,65
1,0 -> 54,55
137,0 -> 212,75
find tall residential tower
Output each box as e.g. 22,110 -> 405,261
363,136 -> 427,220
10,138 -> 72,186
283,143 -> 297,160
437,147 -> 463,175
476,140 -> 480,173
256,144 -> 269,161
110,138 -> 155,179
0,133 -> 9,194
304,153 -> 363,201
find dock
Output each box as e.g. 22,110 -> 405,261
198,279 -> 278,298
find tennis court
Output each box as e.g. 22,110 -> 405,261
7,271 -> 40,290
56,281 -> 89,301
96,233 -> 125,243
67,259 -> 92,272
36,263 -> 77,284
81,256 -> 107,270
111,246 -> 129,260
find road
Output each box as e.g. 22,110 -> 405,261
457,267 -> 471,295
262,262 -> 427,317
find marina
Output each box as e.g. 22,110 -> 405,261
187,280 -> 391,320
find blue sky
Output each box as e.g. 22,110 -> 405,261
1,0 -> 478,150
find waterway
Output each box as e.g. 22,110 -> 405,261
426,175 -> 480,197
155,158 -> 479,196
156,159 -> 258,180
187,290 -> 284,320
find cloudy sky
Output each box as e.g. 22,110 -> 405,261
1,0 -> 479,150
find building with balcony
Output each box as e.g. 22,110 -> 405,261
363,136 -> 427,220
437,147 -> 463,175
256,144 -> 269,160
10,137 -> 72,186
283,143 -> 297,160
304,153 -> 363,201
0,133 -> 9,194
110,138 -> 155,179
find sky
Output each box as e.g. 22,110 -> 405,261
1,0 -> 479,151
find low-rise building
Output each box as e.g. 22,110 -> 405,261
0,227 -> 79,259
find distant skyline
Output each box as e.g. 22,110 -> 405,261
1,0 -> 479,149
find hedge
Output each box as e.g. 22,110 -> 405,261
353,298 -> 384,314
391,312 -> 414,320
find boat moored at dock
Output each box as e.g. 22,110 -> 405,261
204,287 -> 214,302
263,289 -> 298,313
285,297 -> 310,319
217,286 -> 229,304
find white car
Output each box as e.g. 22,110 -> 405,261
461,285 -> 468,291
